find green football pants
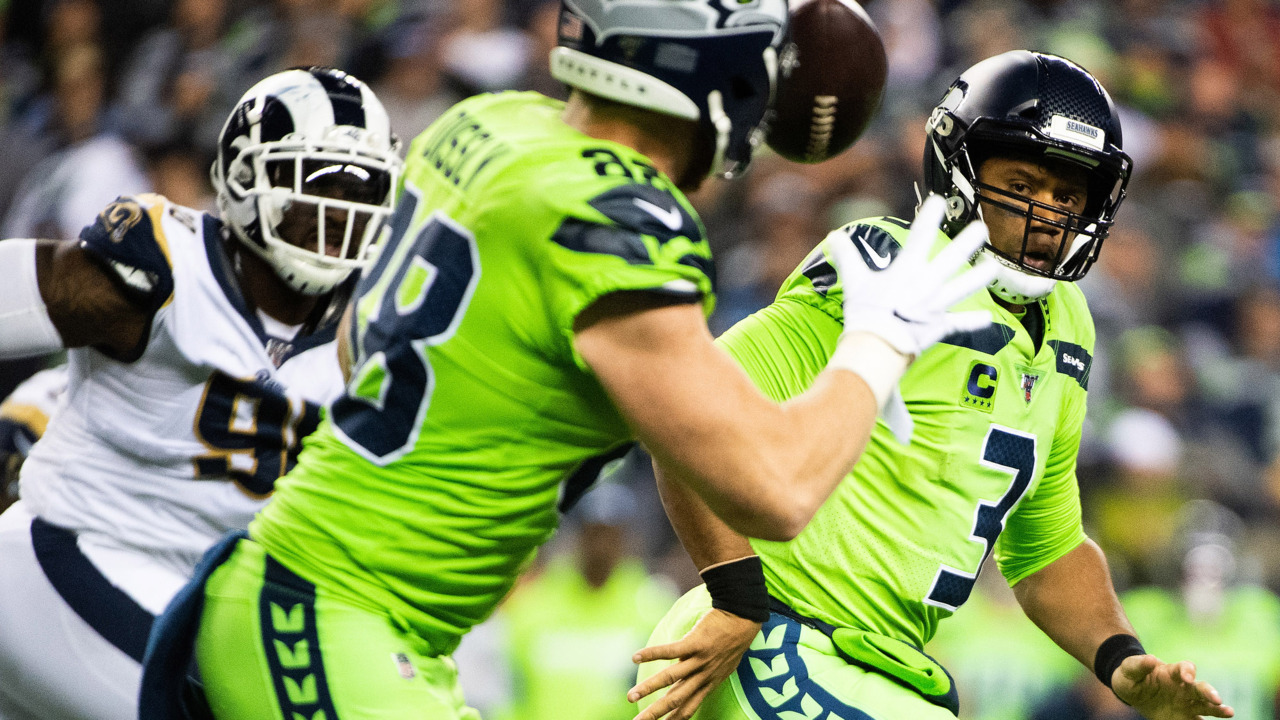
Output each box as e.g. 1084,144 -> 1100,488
638,586 -> 957,720
195,538 -> 481,720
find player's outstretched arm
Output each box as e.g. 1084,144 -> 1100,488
575,196 -> 996,540
1014,540 -> 1233,720
0,238 -> 146,358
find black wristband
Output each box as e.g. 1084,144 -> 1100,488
701,556 -> 769,623
1094,633 -> 1146,689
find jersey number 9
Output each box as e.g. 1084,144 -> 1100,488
193,372 -> 322,496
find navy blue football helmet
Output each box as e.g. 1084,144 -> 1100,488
923,50 -> 1133,303
551,0 -> 787,179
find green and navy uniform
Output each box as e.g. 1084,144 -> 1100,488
194,92 -> 714,720
641,217 -> 1094,720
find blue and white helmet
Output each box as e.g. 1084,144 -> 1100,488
212,67 -> 403,295
551,0 -> 788,179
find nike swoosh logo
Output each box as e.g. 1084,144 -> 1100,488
633,198 -> 684,232
853,227 -> 892,269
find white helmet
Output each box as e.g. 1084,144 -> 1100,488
212,67 -> 403,295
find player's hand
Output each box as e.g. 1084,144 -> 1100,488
828,193 -> 998,360
627,608 -> 759,720
1111,654 -> 1234,719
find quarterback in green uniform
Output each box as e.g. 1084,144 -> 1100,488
635,51 -> 1234,720
139,2 -> 1001,720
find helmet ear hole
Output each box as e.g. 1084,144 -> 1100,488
730,76 -> 756,100
233,161 -> 253,187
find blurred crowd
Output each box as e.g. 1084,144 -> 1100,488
2,0 -> 1280,717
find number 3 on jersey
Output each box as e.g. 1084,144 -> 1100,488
925,425 -> 1037,612
331,187 -> 480,463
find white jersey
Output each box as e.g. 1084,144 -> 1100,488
20,194 -> 345,576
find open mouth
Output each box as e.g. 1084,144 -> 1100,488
1022,251 -> 1056,272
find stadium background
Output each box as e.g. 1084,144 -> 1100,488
0,0 -> 1277,717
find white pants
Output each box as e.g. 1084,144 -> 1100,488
0,502 -> 188,720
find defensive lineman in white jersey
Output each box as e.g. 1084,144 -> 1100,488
0,67 -> 402,720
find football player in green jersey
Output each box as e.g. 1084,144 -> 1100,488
634,51 -> 1235,720
138,2 -> 1001,720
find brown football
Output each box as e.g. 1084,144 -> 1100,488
764,0 -> 888,164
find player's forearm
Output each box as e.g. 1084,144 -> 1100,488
655,465 -> 756,570
578,299 -> 877,540
1013,538 -> 1137,670
642,367 -> 875,540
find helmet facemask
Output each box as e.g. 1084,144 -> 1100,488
936,139 -> 1128,304
958,136 -> 1128,278
221,132 -> 399,296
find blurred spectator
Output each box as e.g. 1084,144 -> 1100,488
40,0 -> 98,67
1198,284 -> 1280,462
458,483 -> 677,720
1079,204 -> 1174,338
114,0 -> 270,155
711,166 -> 825,334
371,13 -> 461,145
270,0 -> 358,71
515,0 -> 565,100
144,143 -> 215,213
1179,190 -> 1279,325
441,0 -> 531,94
1088,408 -> 1190,586
1123,501 -> 1280,720
945,0 -> 1036,68
1,44 -> 150,239
1106,327 -> 1203,432
1197,0 -> 1280,102
869,0 -> 942,95
926,559 -> 1079,720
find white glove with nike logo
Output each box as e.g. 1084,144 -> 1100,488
826,195 -> 999,441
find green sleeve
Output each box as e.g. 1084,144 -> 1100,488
715,298 -> 842,403
488,166 -> 716,372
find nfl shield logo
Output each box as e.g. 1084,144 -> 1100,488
1021,373 -> 1040,403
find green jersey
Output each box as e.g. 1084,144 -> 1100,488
719,217 -> 1091,649
250,92 -> 714,655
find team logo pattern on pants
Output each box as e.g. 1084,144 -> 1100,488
737,614 -> 876,720
260,556 -> 340,720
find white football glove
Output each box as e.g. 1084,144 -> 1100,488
826,195 -> 998,441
